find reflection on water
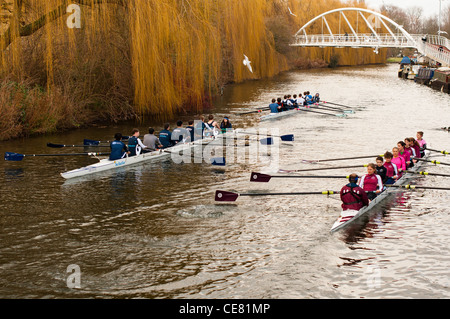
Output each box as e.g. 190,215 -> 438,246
0,64 -> 449,298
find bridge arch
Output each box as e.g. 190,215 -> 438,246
291,7 -> 450,67
294,7 -> 417,47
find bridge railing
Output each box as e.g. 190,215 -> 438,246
292,33 -> 418,48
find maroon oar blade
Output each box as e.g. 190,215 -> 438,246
250,172 -> 271,182
215,190 -> 239,202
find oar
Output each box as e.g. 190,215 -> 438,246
215,190 -> 338,202
47,143 -> 110,148
316,103 -> 355,114
250,172 -> 348,182
422,148 -> 449,155
297,108 -> 347,118
413,158 -> 450,166
235,131 -> 294,142
233,107 -> 270,115
4,151 -> 110,161
386,184 -> 450,191
84,137 -> 130,145
278,164 -> 368,173
302,154 -> 382,163
321,100 -> 355,109
409,171 -> 450,177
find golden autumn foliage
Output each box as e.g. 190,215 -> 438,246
0,0 -> 387,140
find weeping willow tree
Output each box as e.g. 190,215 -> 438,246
0,0 -> 386,140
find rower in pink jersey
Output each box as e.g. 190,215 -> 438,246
416,131 -> 427,157
358,163 -> 384,201
383,151 -> 399,185
397,141 -> 412,168
392,147 -> 406,177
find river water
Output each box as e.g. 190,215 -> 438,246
0,64 -> 449,299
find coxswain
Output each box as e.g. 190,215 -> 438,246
269,98 -> 280,113
276,97 -> 283,111
159,123 -> 173,148
340,173 -> 369,211
128,128 -> 147,156
313,93 -> 320,103
382,151 -> 399,185
392,147 -> 406,177
172,120 -> 189,144
416,131 -> 427,156
220,117 -> 232,133
143,127 -> 163,151
109,133 -> 129,160
375,156 -> 387,184
358,163 -> 384,201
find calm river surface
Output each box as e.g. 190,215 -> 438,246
0,64 -> 449,299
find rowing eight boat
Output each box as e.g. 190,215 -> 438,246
60,132 -> 230,179
330,150 -> 431,233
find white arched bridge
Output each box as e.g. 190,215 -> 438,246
290,8 -> 450,67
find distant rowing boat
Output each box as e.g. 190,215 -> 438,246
61,132 -> 229,179
260,108 -> 301,121
330,150 -> 431,233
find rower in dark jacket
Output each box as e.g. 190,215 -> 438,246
340,174 -> 369,211
159,123 -> 173,148
110,133 -> 129,160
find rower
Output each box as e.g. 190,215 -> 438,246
305,91 -> 313,104
382,151 -> 399,185
406,137 -> 421,164
159,123 -> 173,149
375,156 -> 387,184
128,128 -> 148,156
269,98 -> 280,113
194,115 -> 206,140
205,115 -> 220,137
186,120 -> 195,142
220,117 -> 232,133
291,95 -> 298,108
276,97 -> 283,111
416,131 -> 427,157
143,127 -> 163,151
296,94 -> 305,107
172,120 -> 189,144
392,147 -> 406,177
110,133 -> 129,160
358,163 -> 383,201
397,141 -> 412,168
340,173 -> 369,211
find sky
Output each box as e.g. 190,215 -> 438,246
362,0 -> 447,18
